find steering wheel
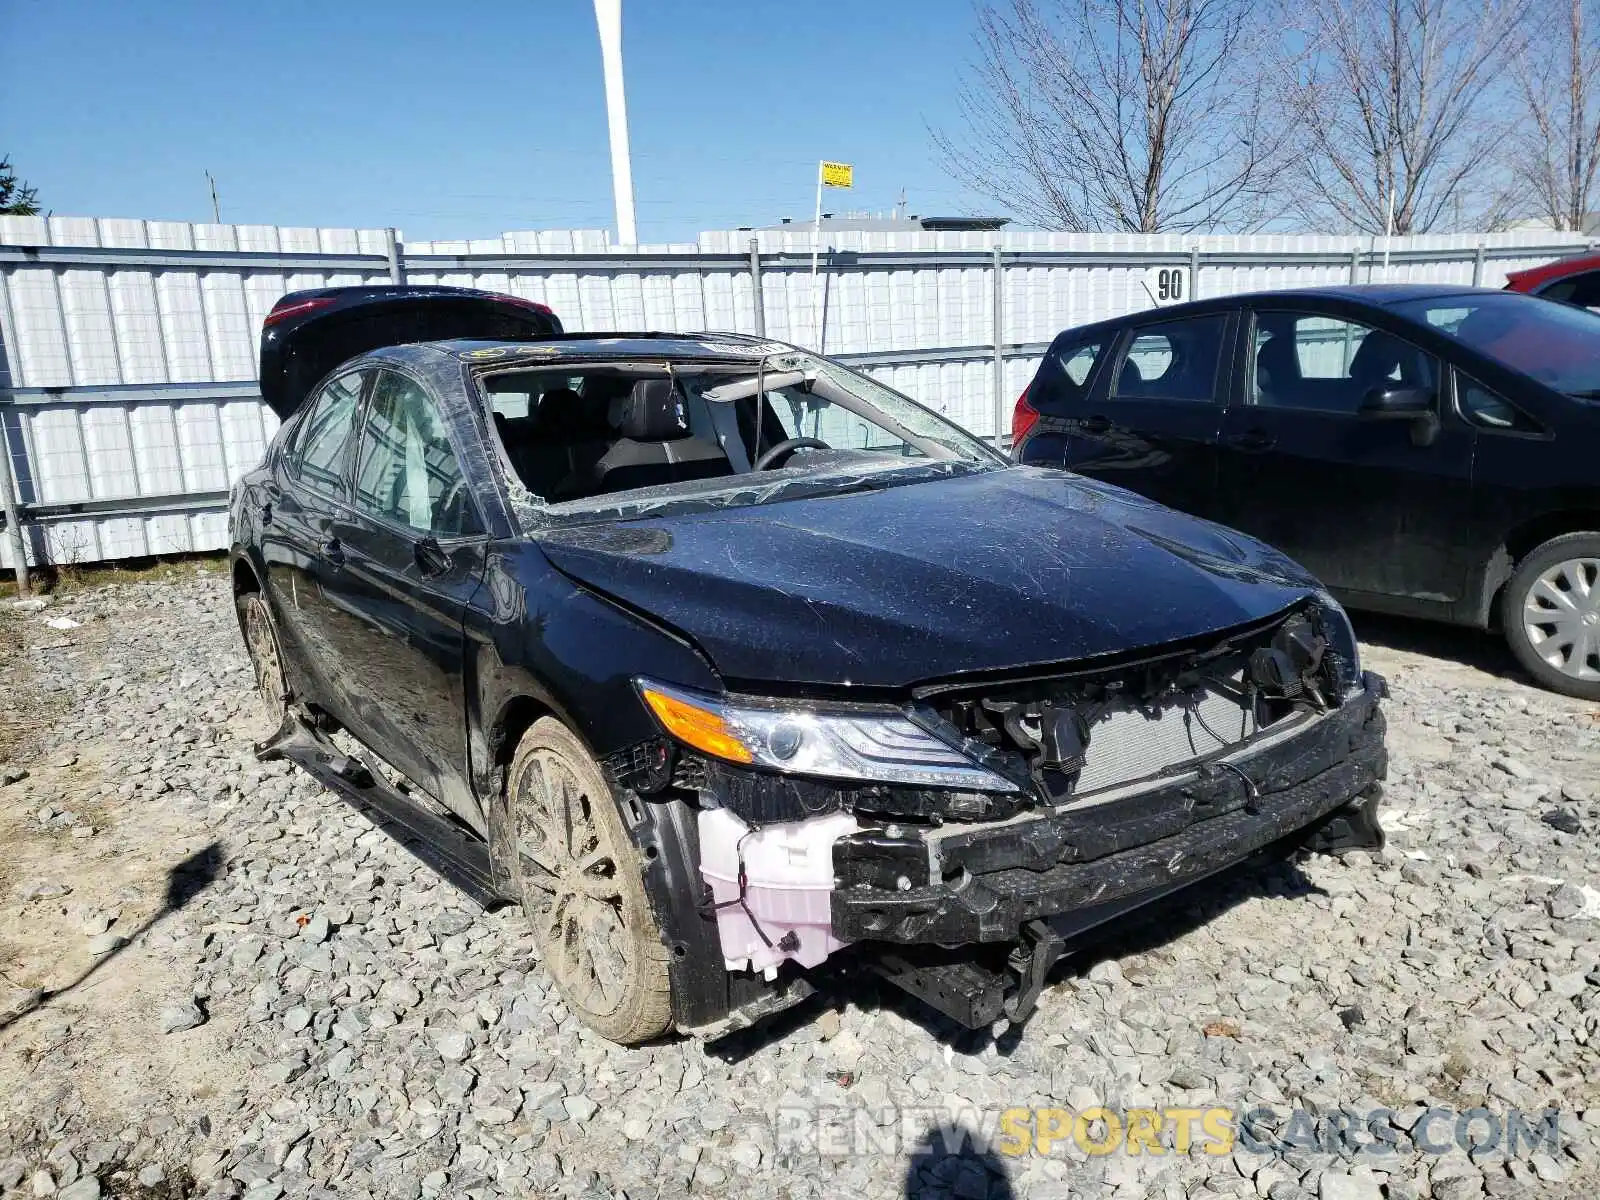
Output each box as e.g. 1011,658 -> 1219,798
753,436 -> 830,471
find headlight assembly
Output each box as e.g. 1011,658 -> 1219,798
636,677 -> 1018,792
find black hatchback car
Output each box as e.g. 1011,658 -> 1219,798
231,285 -> 1388,1043
1013,286 -> 1600,700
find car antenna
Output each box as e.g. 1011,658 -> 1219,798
1141,279 -> 1163,308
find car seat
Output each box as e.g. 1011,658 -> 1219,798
592,379 -> 732,494
513,387 -> 614,501
1254,333 -> 1302,403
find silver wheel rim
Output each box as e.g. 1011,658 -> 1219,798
515,749 -> 631,1016
242,597 -> 287,725
1522,557 -> 1600,682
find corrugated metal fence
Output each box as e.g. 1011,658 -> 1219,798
0,217 -> 1590,567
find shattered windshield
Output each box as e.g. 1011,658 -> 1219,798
478,351 -> 1004,528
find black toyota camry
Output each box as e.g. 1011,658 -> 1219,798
230,284 -> 1388,1043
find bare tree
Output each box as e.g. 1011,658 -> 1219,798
1276,0 -> 1528,234
935,0 -> 1289,232
1510,0 -> 1600,230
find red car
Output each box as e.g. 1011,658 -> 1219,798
1505,250 -> 1600,310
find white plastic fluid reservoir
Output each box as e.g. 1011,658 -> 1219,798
697,807 -> 858,979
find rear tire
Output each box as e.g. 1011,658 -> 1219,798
508,718 -> 673,1044
1502,532 -> 1600,701
236,591 -> 290,738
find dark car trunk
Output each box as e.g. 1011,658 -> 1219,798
257,285 -> 562,419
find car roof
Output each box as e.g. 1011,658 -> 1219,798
1047,283 -> 1503,340
1505,249 -> 1600,290
415,332 -> 797,367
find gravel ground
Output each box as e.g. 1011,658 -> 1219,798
0,570 -> 1597,1200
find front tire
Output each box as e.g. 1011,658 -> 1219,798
508,718 -> 673,1044
1502,532 -> 1600,701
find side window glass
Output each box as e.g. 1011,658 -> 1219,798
354,372 -> 481,536
1540,271 -> 1600,313
1110,315 -> 1227,403
1457,372 -> 1541,433
287,372 -> 362,496
1058,339 -> 1103,392
1252,313 -> 1436,415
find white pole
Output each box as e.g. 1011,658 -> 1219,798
593,0 -> 638,248
810,162 -> 824,350
1381,186 -> 1395,279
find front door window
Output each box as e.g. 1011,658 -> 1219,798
353,371 -> 481,537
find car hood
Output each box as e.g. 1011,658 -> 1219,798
535,467 -> 1323,689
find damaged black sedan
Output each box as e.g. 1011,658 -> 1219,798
229,285 -> 1388,1044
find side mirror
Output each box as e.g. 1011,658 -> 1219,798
1359,386 -> 1440,446
415,536 -> 453,578
1358,386 -> 1433,418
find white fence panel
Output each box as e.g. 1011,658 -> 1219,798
0,216 -> 1591,567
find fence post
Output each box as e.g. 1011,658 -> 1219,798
1348,247 -> 1362,285
748,237 -> 765,336
386,229 -> 403,285
0,416 -> 28,596
1189,245 -> 1201,301
992,244 -> 1006,453
1472,243 -> 1486,287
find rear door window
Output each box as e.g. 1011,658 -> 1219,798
1110,315 -> 1228,403
286,371 -> 364,497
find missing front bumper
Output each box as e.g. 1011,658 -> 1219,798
833,673 -> 1388,946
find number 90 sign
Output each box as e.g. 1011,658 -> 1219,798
1148,266 -> 1186,303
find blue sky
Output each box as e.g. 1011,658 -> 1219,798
1,0 -> 989,243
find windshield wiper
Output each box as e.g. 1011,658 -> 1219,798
1565,389 -> 1600,399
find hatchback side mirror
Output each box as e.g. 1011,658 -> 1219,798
1358,385 -> 1433,418
1359,386 -> 1440,446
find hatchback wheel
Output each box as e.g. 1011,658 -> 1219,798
236,591 -> 289,736
1503,532 -> 1600,701
508,718 -> 672,1044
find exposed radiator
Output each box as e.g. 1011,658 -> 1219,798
1076,684 -> 1259,794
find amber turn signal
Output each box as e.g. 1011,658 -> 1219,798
639,686 -> 754,764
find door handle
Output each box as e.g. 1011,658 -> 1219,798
319,537 -> 346,567
258,481 -> 281,525
1081,415 -> 1112,434
1228,430 -> 1276,452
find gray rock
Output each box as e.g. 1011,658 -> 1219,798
297,913 -> 330,943
160,1000 -> 206,1033
18,881 -> 70,901
1548,883 -> 1586,920
1316,1171 -> 1381,1200
85,933 -> 124,956
563,1095 -> 599,1123
56,1180 -> 100,1200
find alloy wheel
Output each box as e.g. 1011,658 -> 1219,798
1521,557 -> 1600,683
515,748 -> 633,1016
240,594 -> 288,730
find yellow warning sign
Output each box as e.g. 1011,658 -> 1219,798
820,161 -> 854,188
